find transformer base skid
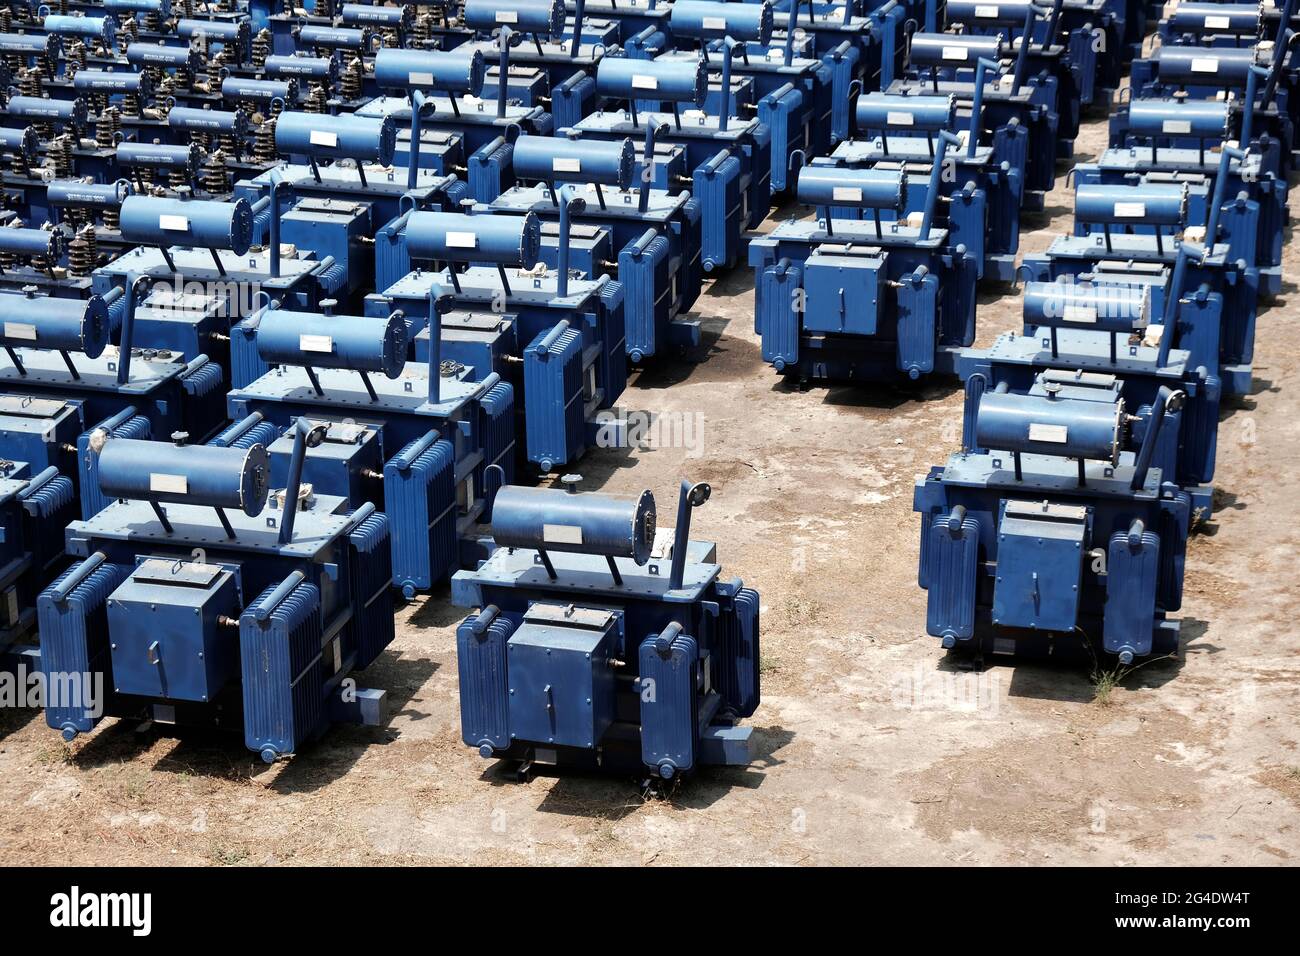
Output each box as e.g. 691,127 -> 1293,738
944,617 -> 1183,667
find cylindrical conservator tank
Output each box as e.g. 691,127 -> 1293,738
97,439 -> 271,516
0,127 -> 37,160
462,0 -> 565,38
263,54 -> 340,83
944,0 -> 1036,28
1022,282 -> 1152,332
120,195 -> 255,255
116,142 -> 201,172
0,227 -> 63,260
0,291 -> 110,358
297,25 -> 371,50
104,0 -> 171,16
5,96 -> 88,128
975,391 -> 1125,463
167,106 -> 247,136
1126,98 -> 1230,139
908,33 -> 1005,67
47,179 -> 132,211
513,135 -> 635,187
274,111 -> 397,166
342,2 -> 412,29
405,211 -> 542,266
491,485 -> 657,564
1153,46 -> 1258,86
126,42 -> 201,71
177,18 -> 250,52
0,33 -> 60,58
373,48 -> 486,94
797,166 -> 907,211
43,15 -> 116,45
1075,183 -> 1188,227
254,309 -> 409,379
671,1 -> 774,44
220,77 -> 297,105
72,69 -> 151,98
1166,3 -> 1261,38
856,93 -> 956,133
595,56 -> 707,106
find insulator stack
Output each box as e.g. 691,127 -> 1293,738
96,107 -> 121,150
341,57 -> 363,101
254,117 -> 277,164
67,225 -> 97,277
306,83 -> 329,114
203,150 -> 230,194
50,135 -> 75,178
252,30 -> 271,69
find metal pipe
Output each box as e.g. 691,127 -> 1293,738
970,57 -> 999,157
1204,146 -> 1246,250
921,131 -> 961,239
557,184 -> 586,298
427,287 -> 444,405
668,478 -> 710,590
278,418 -> 325,545
1131,386 -> 1185,490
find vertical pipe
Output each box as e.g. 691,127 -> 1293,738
921,131 -> 960,239
408,89 -> 426,191
115,280 -> 143,386
1240,66 -> 1265,149
1011,9 -> 1036,94
1158,243 -> 1204,368
571,0 -> 585,58
719,44 -> 734,131
970,57 -> 997,156
1131,386 -> 1182,490
278,418 -> 316,545
268,180 -> 283,279
427,286 -> 442,405
784,6 -> 797,67
668,478 -> 693,590
497,26 -> 511,119
1204,145 -> 1245,249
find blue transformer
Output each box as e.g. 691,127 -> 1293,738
571,54 -> 772,273
37,419 -> 395,761
368,205 -> 626,475
0,283 -> 227,519
750,137 -> 980,382
225,296 -> 517,598
825,89 -> 1024,281
891,31 -> 1063,209
914,384 -> 1190,663
958,272 -> 1221,521
1021,160 -> 1259,397
481,130 -> 704,360
452,477 -> 761,781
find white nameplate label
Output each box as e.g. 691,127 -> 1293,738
409,71 -> 434,86
1113,201 -> 1145,218
1191,57 -> 1219,73
309,129 -> 338,147
1028,423 -> 1068,443
886,110 -> 915,126
1163,119 -> 1192,134
1205,15 -> 1231,29
703,16 -> 727,29
832,186 -> 862,202
543,523 -> 584,544
975,5 -> 999,17
299,334 -> 333,353
3,322 -> 36,341
631,74 -> 658,90
150,473 -> 188,494
159,214 -> 189,231
943,45 -> 969,61
445,231 -> 477,249
496,11 -> 518,23
553,157 -> 582,172
1063,305 -> 1097,324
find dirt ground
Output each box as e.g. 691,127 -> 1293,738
2,110 -> 1298,867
